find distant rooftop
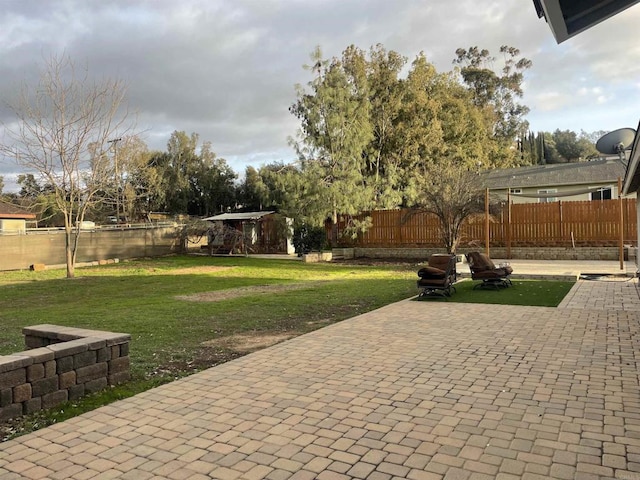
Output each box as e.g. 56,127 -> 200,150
0,200 -> 36,219
482,159 -> 626,190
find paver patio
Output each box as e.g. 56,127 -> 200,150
1,278 -> 640,479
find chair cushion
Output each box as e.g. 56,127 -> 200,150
428,255 -> 452,270
417,277 -> 447,287
417,266 -> 446,279
472,270 -> 505,280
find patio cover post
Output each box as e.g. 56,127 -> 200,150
506,190 -> 512,259
619,177 -> 624,270
485,188 -> 490,257
637,196 -> 640,273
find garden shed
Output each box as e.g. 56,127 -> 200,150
203,211 -> 294,254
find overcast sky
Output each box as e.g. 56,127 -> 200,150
1,0 -> 639,186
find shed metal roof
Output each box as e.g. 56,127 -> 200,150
203,211 -> 276,221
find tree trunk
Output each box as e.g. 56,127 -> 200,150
331,207 -> 338,248
64,228 -> 75,279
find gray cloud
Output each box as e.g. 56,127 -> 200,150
0,0 -> 639,183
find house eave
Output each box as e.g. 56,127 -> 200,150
622,122 -> 640,195
534,0 -> 640,43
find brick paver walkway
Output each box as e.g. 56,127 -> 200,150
559,277 -> 640,311
2,281 -> 640,479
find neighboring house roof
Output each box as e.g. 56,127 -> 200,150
482,159 -> 626,190
0,200 -> 36,219
203,211 -> 275,222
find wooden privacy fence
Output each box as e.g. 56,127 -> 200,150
335,198 -> 637,249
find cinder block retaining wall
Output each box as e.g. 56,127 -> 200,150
0,226 -> 183,271
0,325 -> 130,421
333,246 -> 630,261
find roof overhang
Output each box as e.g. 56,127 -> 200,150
622,120 -> 640,195
533,0 -> 639,43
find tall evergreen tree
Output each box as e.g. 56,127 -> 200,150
289,47 -> 375,244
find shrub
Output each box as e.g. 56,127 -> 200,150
292,225 -> 327,254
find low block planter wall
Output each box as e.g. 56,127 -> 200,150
0,325 -> 130,421
302,252 -> 333,263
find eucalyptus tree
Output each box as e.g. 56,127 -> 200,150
96,134 -> 156,222
286,44 -> 530,250
15,173 -> 62,226
396,54 -> 491,251
189,141 -> 237,216
453,46 -> 532,166
238,166 -> 270,211
149,131 -> 236,216
363,44 -> 408,208
164,131 -> 200,213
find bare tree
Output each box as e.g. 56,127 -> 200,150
412,161 -> 484,254
1,55 -> 130,278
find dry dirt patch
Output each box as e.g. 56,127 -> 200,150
160,266 -> 234,275
202,333 -> 295,353
176,282 -> 327,302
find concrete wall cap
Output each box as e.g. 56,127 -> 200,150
19,348 -> 55,363
22,324 -> 61,337
89,332 -> 131,346
0,355 -> 34,372
84,338 -> 107,350
46,339 -> 90,358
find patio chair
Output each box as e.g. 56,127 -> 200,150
465,251 -> 513,289
416,254 -> 457,298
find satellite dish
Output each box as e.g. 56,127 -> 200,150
596,128 -> 636,155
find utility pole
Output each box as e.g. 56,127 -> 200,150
108,138 -> 122,223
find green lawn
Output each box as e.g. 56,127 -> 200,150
416,278 -> 575,306
0,255 -> 417,379
0,255 -> 574,439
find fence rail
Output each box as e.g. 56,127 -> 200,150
336,198 -> 637,248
